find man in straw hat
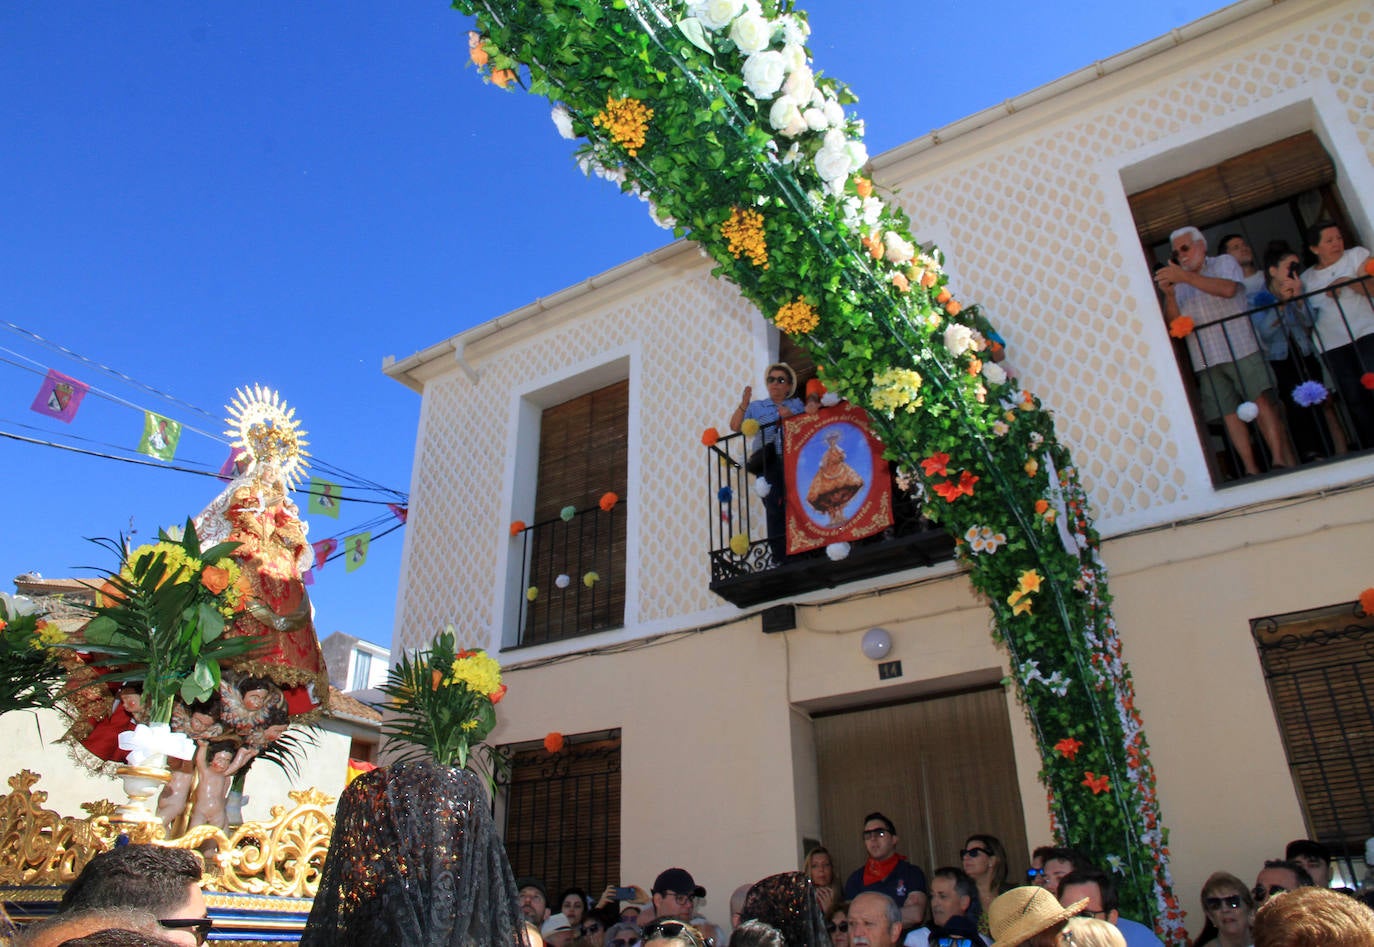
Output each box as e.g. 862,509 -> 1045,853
986,887 -> 1089,947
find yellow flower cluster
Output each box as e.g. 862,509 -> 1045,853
31,620 -> 66,649
720,207 -> 768,269
773,298 -> 819,335
122,541 -> 200,585
593,96 -> 653,157
870,367 -> 925,414
446,650 -> 503,695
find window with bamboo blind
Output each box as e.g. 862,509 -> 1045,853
502,734 -> 622,905
1253,602 -> 1374,873
521,380 -> 628,645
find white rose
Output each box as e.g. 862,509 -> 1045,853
781,141 -> 800,164
841,196 -> 861,228
693,0 -> 744,31
803,106 -> 828,132
845,139 -> 869,172
884,232 -> 915,264
823,98 -> 845,127
550,103 -> 575,140
729,11 -> 772,53
768,96 -> 807,137
982,361 -> 1008,385
782,63 -> 814,102
780,42 -> 807,75
860,196 -> 883,227
814,132 -> 851,187
742,49 -> 787,99
944,323 -> 975,357
779,13 -> 809,45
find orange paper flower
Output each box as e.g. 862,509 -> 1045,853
920,453 -> 950,477
491,68 -> 516,88
945,299 -> 962,316
1034,499 -> 1050,515
1055,737 -> 1083,760
1168,316 -> 1195,339
1360,588 -> 1374,616
200,565 -> 231,595
855,176 -> 873,198
701,427 -> 720,447
599,492 -> 619,512
891,271 -> 910,292
861,231 -> 884,260
510,521 -> 526,537
933,470 -> 979,502
935,288 -> 952,305
544,732 -> 565,754
1082,772 -> 1111,795
468,31 -> 489,67
1365,258 -> 1374,277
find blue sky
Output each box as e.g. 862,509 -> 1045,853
1,1 -> 1231,648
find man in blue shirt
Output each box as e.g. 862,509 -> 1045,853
843,812 -> 929,928
1060,869 -> 1163,947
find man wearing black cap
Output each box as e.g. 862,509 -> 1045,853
652,867 -> 706,922
1284,839 -> 1333,889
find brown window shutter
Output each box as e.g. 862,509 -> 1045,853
1129,132 -> 1335,245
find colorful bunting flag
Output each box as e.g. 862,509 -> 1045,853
311,538 -> 338,571
30,369 -> 89,423
301,569 -> 315,587
218,446 -> 250,481
387,503 -> 408,523
138,412 -> 181,460
344,532 -> 370,572
307,477 -> 341,518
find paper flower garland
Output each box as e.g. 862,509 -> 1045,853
582,571 -> 599,588
1235,401 -> 1259,423
701,427 -> 720,447
1292,381 -> 1329,407
754,477 -> 771,498
560,505 -> 577,522
526,586 -> 538,602
555,574 -> 571,589
510,521 -> 526,536
740,418 -> 761,437
1168,316 -> 1195,339
599,492 -> 619,512
729,533 -> 751,556
826,542 -> 851,561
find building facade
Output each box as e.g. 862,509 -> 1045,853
386,0 -> 1374,927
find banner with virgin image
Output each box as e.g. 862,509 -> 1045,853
782,402 -> 892,555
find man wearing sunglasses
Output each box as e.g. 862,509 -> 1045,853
1251,859 -> 1313,906
902,868 -> 986,947
57,844 -> 212,947
1059,869 -> 1162,947
842,812 -> 929,927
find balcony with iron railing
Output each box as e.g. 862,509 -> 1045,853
1169,273 -> 1373,483
704,421 -> 954,609
511,505 -> 625,647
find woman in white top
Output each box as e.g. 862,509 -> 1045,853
1301,221 -> 1374,446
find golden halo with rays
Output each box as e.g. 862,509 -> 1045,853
225,384 -> 311,490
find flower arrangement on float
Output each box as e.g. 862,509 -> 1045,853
379,625 -> 508,785
456,0 -> 1180,935
0,592 -> 69,717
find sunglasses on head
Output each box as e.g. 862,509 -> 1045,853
959,847 -> 991,859
1204,894 -> 1244,911
160,917 -> 214,945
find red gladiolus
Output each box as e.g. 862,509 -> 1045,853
1055,737 -> 1083,760
920,453 -> 950,478
1082,772 -> 1111,795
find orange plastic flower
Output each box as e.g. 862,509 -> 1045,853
489,683 -> 508,704
891,271 -> 910,293
966,358 -> 982,376
491,68 -> 516,88
1082,772 -> 1111,795
920,270 -> 938,289
932,470 -> 979,502
861,232 -> 884,260
806,378 -> 827,398
1034,499 -> 1050,515
599,492 -> 619,512
468,31 -> 489,67
935,288 -> 952,305
1018,570 -> 1043,594
1365,258 -> 1374,277
96,580 -> 125,607
855,176 -> 873,198
431,669 -> 444,691
701,427 -> 720,447
945,299 -> 962,316
920,453 -> 950,478
544,732 -> 565,754
200,565 -> 230,595
510,521 -> 526,537
1360,588 -> 1374,616
1168,316 -> 1195,339
1055,737 -> 1083,760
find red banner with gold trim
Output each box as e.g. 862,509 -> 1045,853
782,403 -> 893,554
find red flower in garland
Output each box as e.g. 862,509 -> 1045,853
701,427 -> 720,447
489,683 -> 508,705
933,470 -> 979,502
1360,588 -> 1374,616
544,732 -> 565,754
510,521 -> 526,537
1362,373 -> 1374,391
1168,316 -> 1195,339
1082,772 -> 1111,795
920,453 -> 950,478
599,492 -> 619,512
1054,737 -> 1083,760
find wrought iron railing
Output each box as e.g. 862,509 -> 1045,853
513,506 -> 625,647
705,420 -> 952,606
1170,274 -> 1374,481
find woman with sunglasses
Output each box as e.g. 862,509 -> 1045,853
828,904 -> 850,947
960,835 -> 1011,920
1195,872 -> 1254,947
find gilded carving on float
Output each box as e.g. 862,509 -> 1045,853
0,770 -> 335,899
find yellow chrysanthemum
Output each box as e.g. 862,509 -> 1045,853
446,650 -> 503,696
774,298 -> 819,335
720,207 -> 768,268
870,367 -> 925,415
593,96 -> 654,156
